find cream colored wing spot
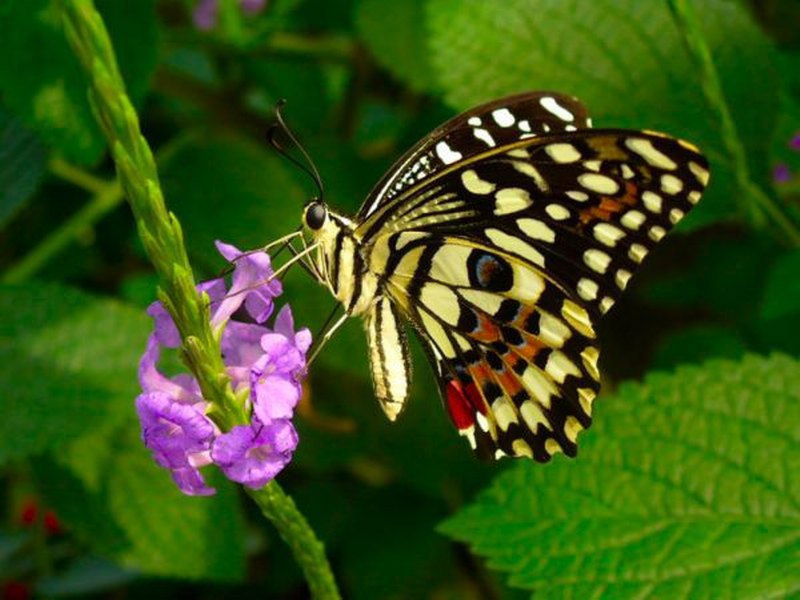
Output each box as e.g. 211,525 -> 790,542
494,187 -> 533,215
689,161 -> 710,185
545,143 -> 582,163
518,218 -> 556,243
561,300 -> 596,339
461,169 -> 496,195
593,223 -> 625,247
660,174 -> 683,195
621,210 -> 646,230
625,137 -> 678,170
642,191 -> 663,214
583,249 -> 612,274
628,243 -> 648,263
578,173 -> 619,195
485,228 -> 546,268
545,204 -> 571,221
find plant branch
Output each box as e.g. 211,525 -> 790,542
1,167 -> 122,284
667,0 -> 800,247
58,2 -> 341,597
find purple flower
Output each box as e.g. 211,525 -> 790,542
774,163 -> 791,183
193,0 -> 218,30
136,392 -> 216,496
193,0 -> 268,30
250,305 -> 311,424
136,240 -> 310,496
212,418 -> 298,488
212,241 -> 282,327
790,133 -> 800,152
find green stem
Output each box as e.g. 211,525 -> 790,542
1,160 -> 123,284
58,2 -> 340,597
667,0 -> 800,247
248,484 -> 340,600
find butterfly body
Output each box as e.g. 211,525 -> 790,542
301,92 -> 710,461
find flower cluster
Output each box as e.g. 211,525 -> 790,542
136,242 -> 310,495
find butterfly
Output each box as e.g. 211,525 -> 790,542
294,91 -> 709,461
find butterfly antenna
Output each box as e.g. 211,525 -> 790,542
268,99 -> 325,202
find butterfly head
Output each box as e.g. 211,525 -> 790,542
303,200 -> 328,231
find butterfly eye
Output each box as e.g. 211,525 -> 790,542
304,201 -> 327,230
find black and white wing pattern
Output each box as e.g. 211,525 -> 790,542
355,93 -> 709,461
358,91 -> 592,221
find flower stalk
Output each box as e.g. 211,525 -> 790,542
58,1 -> 340,597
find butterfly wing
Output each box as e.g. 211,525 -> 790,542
358,91 -> 592,220
379,234 -> 599,461
358,129 -> 708,459
359,129 -> 709,321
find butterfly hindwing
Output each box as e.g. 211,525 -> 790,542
381,235 -> 600,461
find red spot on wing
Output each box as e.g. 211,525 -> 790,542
446,380 -> 475,430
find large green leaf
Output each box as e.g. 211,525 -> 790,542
426,0 -> 780,229
0,0 -> 158,163
107,430 -> 246,581
0,283 -> 148,463
441,354 -> 800,598
355,0 -> 437,92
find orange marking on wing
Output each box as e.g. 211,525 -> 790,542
580,182 -> 641,224
469,313 -> 502,343
513,333 -> 545,362
493,363 -> 524,398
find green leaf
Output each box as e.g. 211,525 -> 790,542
0,0 -> 158,163
441,354 -> 800,599
761,249 -> 800,320
426,0 -> 780,228
107,430 -> 246,581
355,0 -> 437,92
0,105 -> 47,226
160,133 -> 306,267
0,282 -> 148,464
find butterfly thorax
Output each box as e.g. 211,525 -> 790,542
307,208 -> 379,316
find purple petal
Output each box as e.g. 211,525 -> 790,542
272,305 -> 312,354
146,279 -> 225,348
138,334 -> 204,403
193,0 -> 219,30
790,133 -> 800,151
146,301 -> 180,348
273,304 -> 295,338
211,241 -> 282,328
774,163 -> 791,183
136,392 -> 215,470
239,0 -> 267,15
222,321 -> 271,367
251,375 -> 301,423
211,420 -> 297,488
171,466 -> 216,496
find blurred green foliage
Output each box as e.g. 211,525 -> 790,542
0,0 -> 799,598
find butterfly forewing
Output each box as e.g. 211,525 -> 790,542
358,92 -> 592,222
